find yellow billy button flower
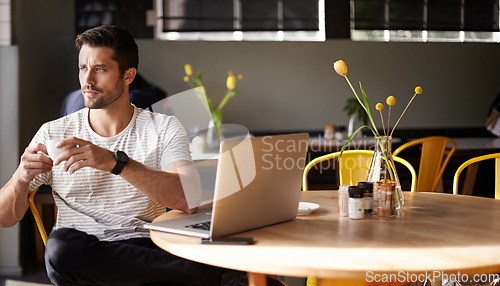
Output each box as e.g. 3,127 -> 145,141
333,60 -> 348,77
237,74 -> 243,80
184,64 -> 193,76
386,96 -> 396,106
183,76 -> 190,82
226,74 -> 236,90
415,86 -> 423,94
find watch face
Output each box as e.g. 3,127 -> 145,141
116,151 -> 127,162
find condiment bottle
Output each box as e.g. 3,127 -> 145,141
358,182 -> 373,214
324,123 -> 335,141
348,186 -> 364,219
338,184 -> 349,217
372,180 -> 396,217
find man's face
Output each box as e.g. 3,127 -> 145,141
78,45 -> 125,109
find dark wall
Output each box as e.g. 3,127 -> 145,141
13,0 -> 79,151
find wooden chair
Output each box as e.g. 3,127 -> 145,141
393,136 -> 456,192
302,150 -> 416,192
453,153 -> 500,199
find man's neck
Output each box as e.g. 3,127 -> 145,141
88,102 -> 135,137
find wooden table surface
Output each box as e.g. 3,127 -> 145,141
150,191 -> 500,285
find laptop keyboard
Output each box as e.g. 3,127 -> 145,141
186,221 -> 211,231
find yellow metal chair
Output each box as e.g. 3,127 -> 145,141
302,150 -> 416,286
453,153 -> 500,199
302,150 -> 416,192
393,136 -> 456,193
28,187 -> 49,246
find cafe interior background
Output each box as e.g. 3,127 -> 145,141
1,0 -> 500,279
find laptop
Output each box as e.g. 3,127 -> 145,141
144,132 -> 310,239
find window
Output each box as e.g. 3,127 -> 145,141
351,0 -> 500,42
0,0 -> 11,46
156,0 -> 325,41
75,0 -> 154,39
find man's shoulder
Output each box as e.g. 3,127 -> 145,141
134,109 -> 186,139
135,107 -> 178,124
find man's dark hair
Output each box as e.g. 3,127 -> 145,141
75,25 -> 138,75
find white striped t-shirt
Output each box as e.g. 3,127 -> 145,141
28,105 -> 191,241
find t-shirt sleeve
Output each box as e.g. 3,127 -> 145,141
160,116 -> 192,170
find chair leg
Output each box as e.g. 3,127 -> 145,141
435,178 -> 444,193
462,164 -> 479,196
248,273 -> 267,286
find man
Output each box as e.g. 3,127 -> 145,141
0,25 -> 231,286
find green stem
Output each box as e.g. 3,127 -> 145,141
344,77 -> 380,137
375,136 -> 395,181
390,92 -> 418,137
378,110 -> 386,136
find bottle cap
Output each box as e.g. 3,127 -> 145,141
358,182 -> 373,193
348,186 -> 363,198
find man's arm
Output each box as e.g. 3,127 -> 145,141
120,159 -> 201,213
53,137 -> 201,213
0,144 -> 53,227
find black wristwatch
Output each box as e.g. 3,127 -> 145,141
110,150 -> 129,175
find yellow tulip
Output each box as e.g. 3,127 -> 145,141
386,96 -> 396,106
183,76 -> 190,82
415,86 -> 423,94
226,75 -> 236,90
333,60 -> 348,77
375,103 -> 384,111
184,64 -> 193,76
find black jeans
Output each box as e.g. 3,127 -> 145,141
44,228 -> 244,286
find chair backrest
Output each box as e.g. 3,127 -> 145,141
393,136 -> 456,192
28,187 -> 48,246
453,153 -> 500,199
302,150 -> 416,192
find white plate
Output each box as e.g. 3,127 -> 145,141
297,202 -> 320,215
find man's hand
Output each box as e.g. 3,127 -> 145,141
53,136 -> 116,174
16,143 -> 54,185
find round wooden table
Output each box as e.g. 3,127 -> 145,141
150,191 -> 500,285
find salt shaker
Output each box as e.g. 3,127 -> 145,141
338,184 -> 349,217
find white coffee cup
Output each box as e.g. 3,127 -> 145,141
46,139 -> 73,160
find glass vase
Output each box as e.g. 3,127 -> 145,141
366,136 -> 404,211
206,119 -> 221,152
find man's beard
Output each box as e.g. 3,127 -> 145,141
83,79 -> 125,109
